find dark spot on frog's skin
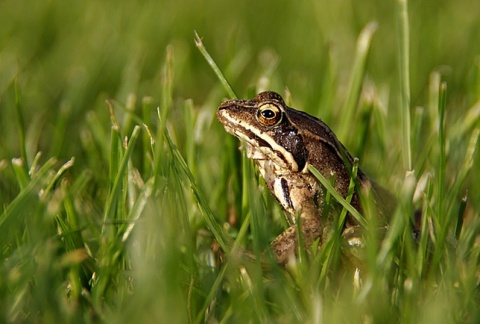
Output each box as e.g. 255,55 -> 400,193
313,191 -> 322,209
280,178 -> 294,210
273,127 -> 307,171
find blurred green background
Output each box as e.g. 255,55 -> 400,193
2,0 -> 479,209
1,0 -> 479,322
1,0 -> 479,158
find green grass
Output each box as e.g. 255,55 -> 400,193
1,0 -> 480,322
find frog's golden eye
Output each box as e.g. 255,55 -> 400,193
256,103 -> 283,127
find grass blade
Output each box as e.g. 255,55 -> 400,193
102,125 -> 141,234
194,30 -> 238,99
14,79 -> 28,172
164,126 -> 231,253
308,165 -> 366,228
339,22 -> 377,141
397,0 -> 412,170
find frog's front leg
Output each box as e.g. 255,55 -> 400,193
270,216 -> 324,265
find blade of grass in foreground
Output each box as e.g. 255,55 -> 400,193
437,82 -> 447,223
375,172 -> 416,270
102,125 -> 141,235
318,162 -> 360,285
0,157 -> 57,235
397,0 -> 413,171
429,82 -> 450,272
14,79 -> 28,173
308,165 -> 366,228
92,125 -> 141,303
11,157 -> 30,190
339,22 -> 377,141
194,30 -> 238,99
163,123 -> 231,253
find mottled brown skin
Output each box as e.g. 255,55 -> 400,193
217,91 -> 394,265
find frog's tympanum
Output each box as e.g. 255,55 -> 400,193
217,91 -> 395,265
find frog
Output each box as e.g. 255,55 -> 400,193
217,91 -> 395,265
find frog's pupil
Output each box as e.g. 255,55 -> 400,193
262,109 -> 275,119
